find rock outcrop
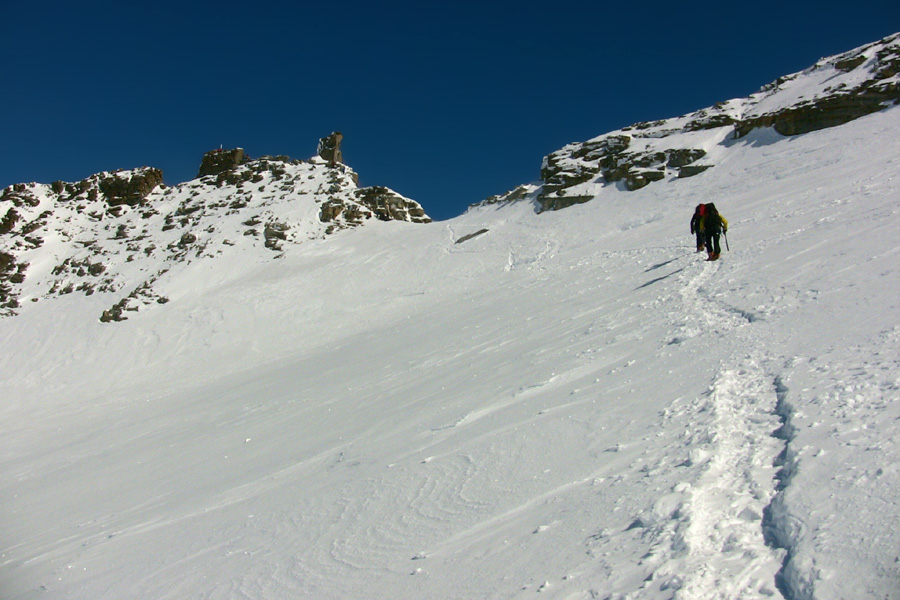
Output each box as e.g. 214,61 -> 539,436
98,168 -> 165,206
196,148 -> 248,178
535,134 -> 709,211
0,250 -> 25,312
319,185 -> 430,234
736,37 -> 900,138
317,132 -> 344,165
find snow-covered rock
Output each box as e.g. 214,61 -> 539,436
0,145 -> 429,321
482,32 -> 900,213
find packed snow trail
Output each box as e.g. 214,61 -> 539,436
570,251 -> 788,600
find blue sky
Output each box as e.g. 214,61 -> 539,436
2,1 -> 898,221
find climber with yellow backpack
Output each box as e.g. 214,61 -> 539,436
701,203 -> 728,261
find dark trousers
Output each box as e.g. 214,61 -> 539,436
695,231 -> 705,249
705,233 -> 721,255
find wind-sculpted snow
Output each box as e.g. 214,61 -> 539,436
2,58 -> 900,600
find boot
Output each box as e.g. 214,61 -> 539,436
706,252 -> 715,261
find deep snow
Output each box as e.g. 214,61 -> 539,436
2,110 -> 900,598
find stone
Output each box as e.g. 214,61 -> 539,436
480,184 -> 534,207
0,208 -> 19,235
666,149 -> 707,168
625,169 -> 666,191
835,54 -> 867,72
264,222 -> 289,250
98,168 -> 164,207
178,232 -> 197,247
0,251 -> 23,312
353,187 -> 430,222
678,164 -> 713,178
538,194 -> 594,212
317,132 -> 344,165
319,186 -> 430,232
455,229 -> 489,244
196,148 -> 247,178
319,199 -> 344,223
683,114 -> 736,132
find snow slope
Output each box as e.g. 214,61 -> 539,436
3,30 -> 900,598
2,100 -> 899,599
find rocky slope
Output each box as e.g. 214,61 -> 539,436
0,136 -> 429,321
483,32 -> 900,212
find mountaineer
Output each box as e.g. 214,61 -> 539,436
702,203 -> 728,261
690,203 -> 706,252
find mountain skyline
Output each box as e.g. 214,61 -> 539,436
3,29 -> 898,325
3,1 -> 900,220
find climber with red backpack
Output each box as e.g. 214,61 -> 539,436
689,203 -> 706,252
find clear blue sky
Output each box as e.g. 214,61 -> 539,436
2,1 -> 898,221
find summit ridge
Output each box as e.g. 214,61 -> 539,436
0,137 -> 429,321
481,32 -> 900,212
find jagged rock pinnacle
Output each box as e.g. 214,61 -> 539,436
317,132 -> 344,166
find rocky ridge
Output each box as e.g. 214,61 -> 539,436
0,142 -> 429,321
482,32 -> 900,212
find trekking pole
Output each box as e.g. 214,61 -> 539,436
724,231 -> 730,251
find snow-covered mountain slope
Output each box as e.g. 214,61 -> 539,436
2,38 -> 900,600
0,145 -> 429,322
483,32 -> 900,213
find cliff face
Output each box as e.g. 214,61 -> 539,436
481,33 -> 900,213
0,141 -> 430,322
